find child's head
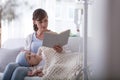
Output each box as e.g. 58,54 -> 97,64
16,51 -> 42,67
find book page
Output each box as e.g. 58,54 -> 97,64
42,29 -> 70,48
58,30 -> 70,46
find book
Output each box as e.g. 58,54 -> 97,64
42,29 -> 70,48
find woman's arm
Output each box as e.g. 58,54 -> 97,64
24,33 -> 33,50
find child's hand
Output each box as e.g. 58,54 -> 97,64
27,69 -> 43,76
37,72 -> 44,77
27,69 -> 38,76
35,69 -> 44,77
27,71 -> 34,76
53,45 -> 63,53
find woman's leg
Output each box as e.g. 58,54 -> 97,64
2,63 -> 19,80
11,67 -> 31,80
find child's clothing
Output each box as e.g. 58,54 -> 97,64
43,47 -> 82,80
31,46 -> 82,80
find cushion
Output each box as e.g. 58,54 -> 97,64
0,73 -> 3,80
24,76 -> 41,80
0,47 -> 23,72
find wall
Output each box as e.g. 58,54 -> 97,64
87,0 -> 111,79
88,0 -> 120,79
110,0 -> 120,79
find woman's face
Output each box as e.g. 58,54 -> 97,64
34,16 -> 48,32
25,52 -> 42,66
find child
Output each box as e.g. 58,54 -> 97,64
16,47 -> 81,79
16,48 -> 45,77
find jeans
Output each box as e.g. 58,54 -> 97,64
2,63 -> 30,80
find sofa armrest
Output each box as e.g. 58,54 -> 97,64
0,47 -> 23,72
2,38 -> 25,49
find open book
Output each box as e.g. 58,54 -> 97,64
42,29 -> 70,48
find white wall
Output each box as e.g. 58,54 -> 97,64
88,0 -> 120,79
87,0 -> 111,79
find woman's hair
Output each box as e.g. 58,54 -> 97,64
32,8 -> 48,31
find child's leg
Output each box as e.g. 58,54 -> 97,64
2,62 -> 19,80
11,67 -> 30,80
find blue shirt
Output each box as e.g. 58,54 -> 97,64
30,33 -> 43,53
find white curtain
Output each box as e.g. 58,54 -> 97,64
1,0 -> 84,46
1,0 -> 57,46
1,0 -> 40,41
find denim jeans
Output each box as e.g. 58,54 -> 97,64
2,63 -> 30,80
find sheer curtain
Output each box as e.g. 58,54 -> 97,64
1,0 -> 83,46
1,0 -> 43,45
1,0 -> 57,46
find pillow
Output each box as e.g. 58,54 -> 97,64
0,47 -> 23,72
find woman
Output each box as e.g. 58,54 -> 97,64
2,8 -> 63,80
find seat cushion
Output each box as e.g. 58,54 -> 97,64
24,76 -> 41,80
0,73 -> 3,80
0,73 -> 41,80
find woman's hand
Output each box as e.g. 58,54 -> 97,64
53,45 -> 63,53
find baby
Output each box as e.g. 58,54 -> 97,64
16,49 -> 45,77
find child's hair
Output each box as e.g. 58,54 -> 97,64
32,8 -> 48,31
16,51 -> 30,67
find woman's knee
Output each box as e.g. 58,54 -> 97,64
6,63 -> 19,70
11,67 -> 30,80
14,67 -> 27,73
7,63 -> 19,67
16,67 -> 30,75
2,63 -> 19,80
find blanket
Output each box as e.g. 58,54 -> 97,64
40,47 -> 82,80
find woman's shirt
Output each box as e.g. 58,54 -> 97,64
25,33 -> 45,69
30,33 -> 43,53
